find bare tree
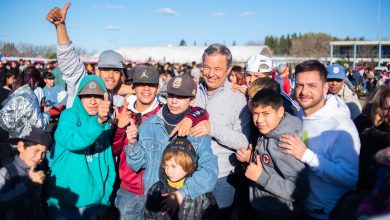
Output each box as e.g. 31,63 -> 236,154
290,33 -> 333,59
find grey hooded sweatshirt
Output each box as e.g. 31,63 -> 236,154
249,113 -> 309,219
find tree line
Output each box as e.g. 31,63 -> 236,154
0,41 -> 88,59
264,33 -> 365,58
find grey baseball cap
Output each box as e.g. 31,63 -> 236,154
98,50 -> 124,69
78,80 -> 105,96
132,65 -> 159,84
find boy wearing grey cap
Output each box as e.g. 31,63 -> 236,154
46,2 -> 132,108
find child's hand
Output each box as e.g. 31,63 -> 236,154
28,166 -> 46,185
98,93 -> 111,124
170,117 -> 192,137
245,155 -> 263,182
114,104 -> 131,128
126,119 -> 138,145
236,144 -> 252,163
161,191 -> 184,216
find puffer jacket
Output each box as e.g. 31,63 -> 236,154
0,84 -> 50,138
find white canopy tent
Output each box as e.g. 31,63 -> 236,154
114,45 -> 272,64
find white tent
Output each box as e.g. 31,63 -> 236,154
115,45 -> 272,64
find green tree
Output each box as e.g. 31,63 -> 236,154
264,35 -> 278,55
179,39 -> 187,46
2,42 -> 18,56
43,52 -> 57,59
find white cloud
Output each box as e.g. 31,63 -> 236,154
239,12 -> 255,17
105,25 -> 120,31
93,3 -> 126,9
158,7 -> 178,16
210,12 -> 225,17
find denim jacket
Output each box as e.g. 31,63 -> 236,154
125,110 -> 218,199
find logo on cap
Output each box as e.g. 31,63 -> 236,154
258,64 -> 270,72
333,66 -> 340,74
140,70 -> 149,79
172,77 -> 182,88
262,153 -> 270,164
89,82 -> 97,89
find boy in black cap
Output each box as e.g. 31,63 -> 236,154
113,66 -> 209,220
144,137 -> 217,220
126,74 -> 218,218
0,126 -> 52,219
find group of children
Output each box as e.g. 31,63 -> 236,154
0,69 -> 312,220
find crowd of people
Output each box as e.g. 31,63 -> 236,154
1,2 -> 390,220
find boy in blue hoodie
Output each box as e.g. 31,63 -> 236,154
46,75 -> 116,219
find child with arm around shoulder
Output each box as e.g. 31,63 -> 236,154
236,89 -> 309,219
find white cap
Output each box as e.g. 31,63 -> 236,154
245,54 -> 272,73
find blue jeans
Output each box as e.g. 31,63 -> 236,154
47,205 -> 106,220
212,176 -> 235,209
116,187 -> 145,220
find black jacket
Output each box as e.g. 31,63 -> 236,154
358,122 -> 390,191
144,174 -> 217,220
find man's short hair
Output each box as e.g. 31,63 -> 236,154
248,78 -> 281,97
202,43 -> 232,68
251,89 -> 283,111
295,60 -> 328,83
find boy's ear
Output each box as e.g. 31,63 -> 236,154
277,106 -> 285,118
16,141 -> 25,153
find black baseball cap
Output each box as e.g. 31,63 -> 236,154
163,137 -> 197,167
132,65 -> 160,84
9,126 -> 52,148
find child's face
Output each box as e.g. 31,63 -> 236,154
80,95 -> 103,116
164,158 -> 188,182
44,78 -> 55,88
167,94 -> 192,115
252,105 -> 284,135
17,142 -> 47,168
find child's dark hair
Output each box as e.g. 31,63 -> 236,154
251,89 -> 283,111
43,72 -> 55,79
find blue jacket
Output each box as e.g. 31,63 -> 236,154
125,109 -> 218,199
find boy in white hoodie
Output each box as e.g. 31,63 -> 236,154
278,60 -> 361,220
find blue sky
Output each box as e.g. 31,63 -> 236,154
1,0 -> 389,53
